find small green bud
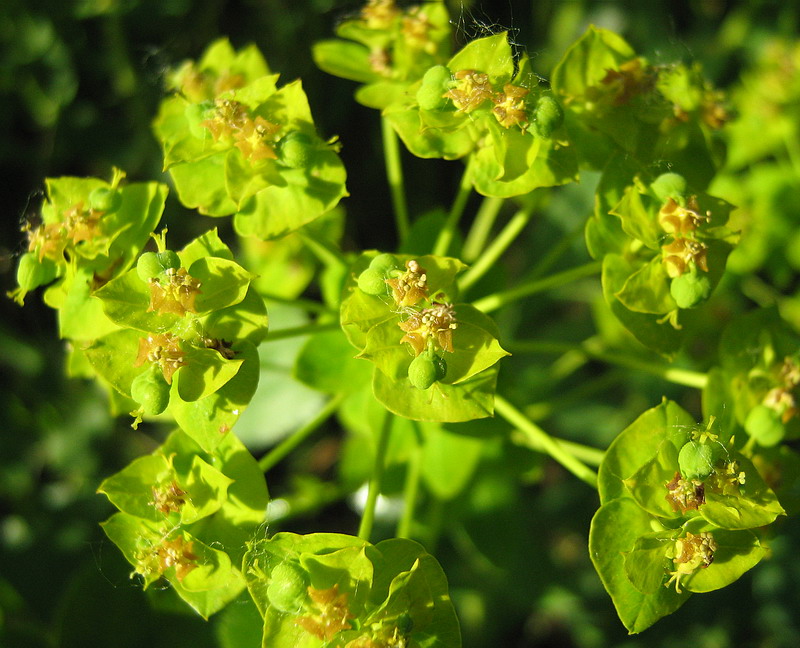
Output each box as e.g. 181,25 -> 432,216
744,404 -> 785,447
278,131 -> 316,169
678,441 -> 717,480
531,95 -> 563,138
130,364 -> 171,416
88,187 -> 122,213
369,253 -> 400,275
408,353 -> 439,390
670,270 -> 711,309
417,65 -> 452,111
357,268 -> 389,296
16,252 -> 56,292
651,173 -> 687,203
267,562 -> 309,613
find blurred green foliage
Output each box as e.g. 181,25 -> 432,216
2,0 -> 800,646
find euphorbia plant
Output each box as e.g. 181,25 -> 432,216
9,0 -> 799,642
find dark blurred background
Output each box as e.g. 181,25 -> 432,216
2,1 -> 800,646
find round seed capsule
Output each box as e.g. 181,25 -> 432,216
408,353 -> 439,390
368,253 -> 400,275
417,65 -> 452,111
88,187 -> 122,214
267,562 -> 309,613
357,268 -> 389,296
531,95 -> 564,138
744,404 -> 785,447
678,441 -> 717,480
670,271 -> 711,309
130,364 -> 171,416
651,173 -> 687,203
16,252 -> 55,291
278,131 -> 316,169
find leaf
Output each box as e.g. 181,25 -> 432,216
614,256 -> 675,315
189,256 -> 252,313
599,398 -> 695,504
83,328 -> 148,397
94,268 -> 181,333
175,345 -> 244,402
601,254 -> 683,357
384,108 -> 476,160
700,454 -> 786,529
446,32 -> 514,84
233,151 -> 348,240
625,440 -> 686,519
312,39 -> 378,84
171,340 -> 260,452
551,26 -> 636,102
199,286 -> 270,347
589,498 -> 689,634
294,327 -> 373,394
181,228 -> 235,266
419,423 -> 485,500
169,154 -> 239,216
372,363 -> 497,423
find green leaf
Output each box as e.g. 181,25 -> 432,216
679,527 -> 765,593
83,328 -> 148,397
385,108 -> 476,160
312,39 -> 378,84
551,26 -> 636,102
180,228 -> 235,266
700,454 -> 786,529
294,327 -> 373,394
169,154 -> 240,216
372,363 -> 498,423
599,399 -> 694,504
233,151 -> 347,240
199,286 -> 270,346
625,439 -> 686,519
446,32 -> 514,84
601,254 -> 683,357
172,340 -> 260,452
615,256 -> 675,315
94,268 -> 181,333
175,345 -> 244,402
189,256 -> 252,313
623,530 -> 678,594
589,498 -> 689,634
419,423 -> 485,500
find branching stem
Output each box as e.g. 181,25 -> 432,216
494,395 -> 598,488
462,196 -> 505,263
471,261 -> 602,313
382,116 -> 410,242
358,411 -> 394,541
433,157 -> 475,256
258,394 -> 345,473
459,208 -> 532,293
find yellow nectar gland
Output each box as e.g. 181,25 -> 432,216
135,534 -> 199,583
361,0 -> 400,30
386,259 -> 429,307
152,480 -> 187,514
706,460 -> 746,497
135,332 -> 187,384
147,267 -> 201,316
402,6 -> 436,55
665,531 -> 717,593
661,237 -> 709,278
659,196 -> 710,236
445,70 -> 494,113
598,58 -> 655,106
492,84 -> 530,129
398,302 -> 457,356
201,98 -> 249,141
665,471 -> 705,513
295,584 -> 355,641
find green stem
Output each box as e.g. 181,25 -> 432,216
298,229 -> 347,272
397,425 -> 423,539
382,115 -> 410,242
462,196 -> 505,263
507,338 -> 708,389
459,208 -> 533,293
527,221 -> 585,280
263,321 -> 341,343
358,411 -> 394,541
471,261 -> 602,313
258,394 -> 345,472
494,395 -> 598,488
433,157 -> 475,257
